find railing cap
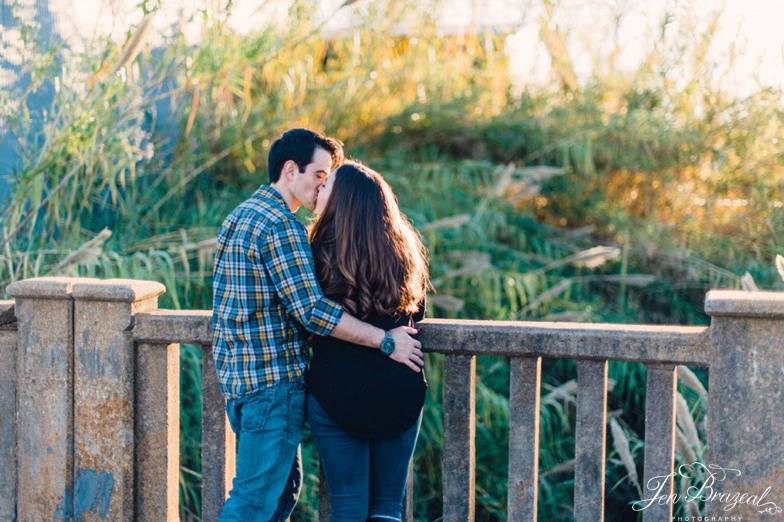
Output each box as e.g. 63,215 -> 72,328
72,279 -> 166,302
705,289 -> 784,318
6,276 -> 99,299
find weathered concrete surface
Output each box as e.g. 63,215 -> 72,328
641,364 -> 677,522
705,289 -> 784,318
135,342 -> 179,522
201,343 -> 235,522
6,276 -> 81,299
507,356 -> 541,522
0,327 -> 17,521
443,355 -> 475,522
72,279 -> 164,521
7,277 -> 81,521
420,319 -> 710,365
71,278 -> 165,303
133,311 -> 711,365
133,309 -> 213,344
705,291 -> 784,519
574,359 -> 608,522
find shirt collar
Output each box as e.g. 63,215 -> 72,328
255,184 -> 290,212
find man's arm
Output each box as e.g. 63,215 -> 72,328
256,219 -> 343,335
331,313 -> 424,372
257,219 -> 424,372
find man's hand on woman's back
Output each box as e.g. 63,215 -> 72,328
388,326 -> 424,372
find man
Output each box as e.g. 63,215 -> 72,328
212,128 -> 424,522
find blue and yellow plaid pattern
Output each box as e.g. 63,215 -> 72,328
211,184 -> 343,398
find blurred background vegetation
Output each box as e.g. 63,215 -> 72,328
1,0 -> 782,520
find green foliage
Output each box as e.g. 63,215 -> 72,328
1,1 -> 781,520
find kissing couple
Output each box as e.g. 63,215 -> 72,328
211,128 -> 430,522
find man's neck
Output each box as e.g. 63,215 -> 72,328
269,182 -> 300,212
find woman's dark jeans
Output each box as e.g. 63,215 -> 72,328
307,394 -> 421,522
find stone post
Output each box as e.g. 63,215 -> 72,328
7,277 -> 87,521
71,279 -> 165,521
705,290 -> 784,518
0,300 -> 18,521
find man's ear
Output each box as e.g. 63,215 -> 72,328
281,160 -> 299,182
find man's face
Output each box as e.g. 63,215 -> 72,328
314,168 -> 337,216
289,146 -> 332,211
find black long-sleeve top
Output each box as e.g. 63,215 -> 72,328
307,303 -> 426,440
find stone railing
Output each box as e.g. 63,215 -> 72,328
1,276 -> 783,521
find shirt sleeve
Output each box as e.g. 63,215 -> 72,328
255,217 -> 343,335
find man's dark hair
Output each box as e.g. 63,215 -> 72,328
267,128 -> 344,183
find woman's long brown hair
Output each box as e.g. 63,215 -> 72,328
309,161 -> 429,319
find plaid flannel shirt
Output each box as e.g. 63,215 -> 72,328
211,184 -> 343,398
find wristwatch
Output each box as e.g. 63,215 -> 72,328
380,330 -> 395,356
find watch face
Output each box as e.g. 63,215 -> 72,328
381,334 -> 395,355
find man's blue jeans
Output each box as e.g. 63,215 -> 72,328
219,379 -> 305,522
308,394 -> 421,522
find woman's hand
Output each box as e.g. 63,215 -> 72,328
388,326 -> 425,372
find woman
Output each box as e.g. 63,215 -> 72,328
307,161 -> 430,522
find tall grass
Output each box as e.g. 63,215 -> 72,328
2,0 -> 781,519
